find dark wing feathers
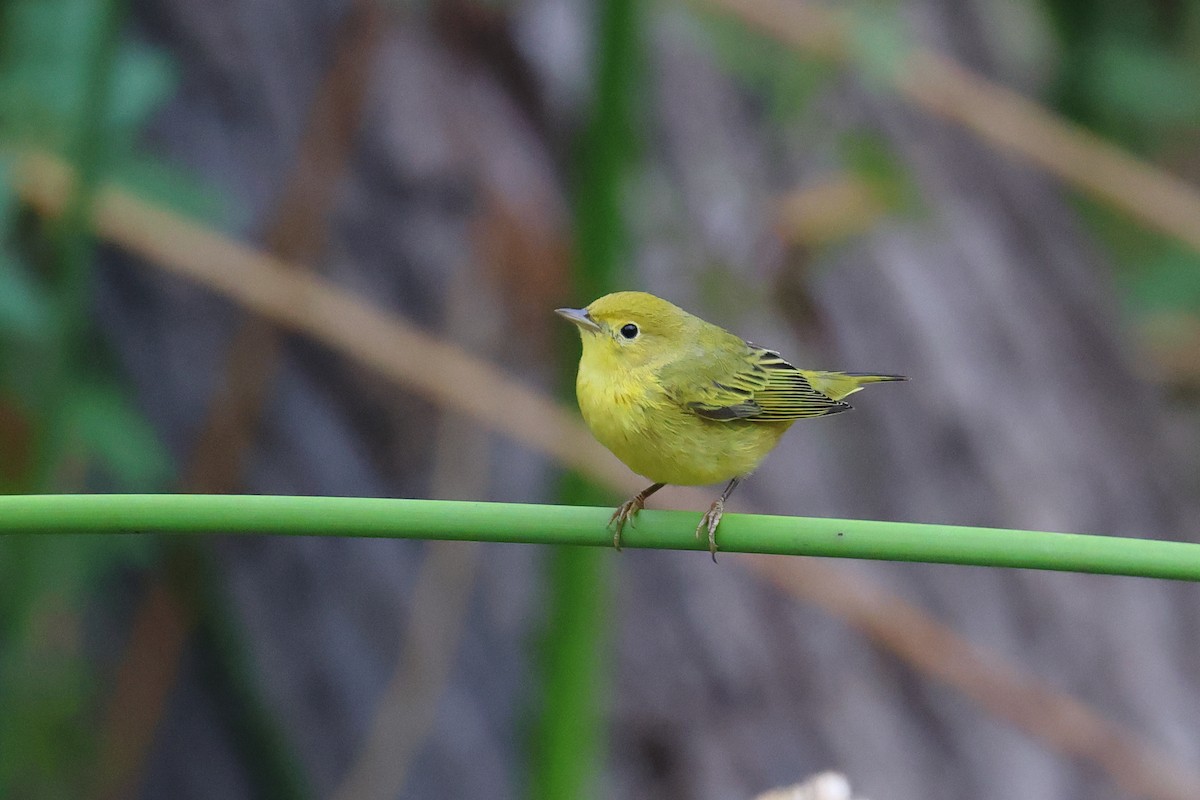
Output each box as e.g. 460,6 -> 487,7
671,344 -> 850,423
691,401 -> 763,421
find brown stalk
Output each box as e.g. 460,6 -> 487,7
774,176 -> 887,246
91,582 -> 192,800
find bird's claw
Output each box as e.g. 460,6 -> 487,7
609,498 -> 643,551
696,499 -> 724,562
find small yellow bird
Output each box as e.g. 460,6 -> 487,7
557,291 -> 905,559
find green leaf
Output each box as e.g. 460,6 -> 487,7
111,157 -> 228,225
0,154 -> 48,340
695,9 -> 836,120
106,46 -> 177,138
66,383 -> 173,491
0,253 -> 52,340
1092,39 -> 1200,126
839,131 -> 923,215
848,1 -> 913,87
0,532 -> 150,799
0,635 -> 92,799
1121,244 -> 1200,315
0,154 -> 15,226
0,1 -> 178,157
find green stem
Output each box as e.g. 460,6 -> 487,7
531,537 -> 608,800
2,495 -> 1200,582
572,0 -> 641,301
537,0 -> 642,796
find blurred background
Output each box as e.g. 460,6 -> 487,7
4,0 -> 1200,798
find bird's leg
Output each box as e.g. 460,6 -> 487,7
697,477 -> 741,562
609,482 -> 666,550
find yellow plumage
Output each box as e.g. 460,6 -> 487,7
557,291 -> 905,558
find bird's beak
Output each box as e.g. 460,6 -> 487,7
555,307 -> 602,333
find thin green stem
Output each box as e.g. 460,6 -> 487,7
2,495 -> 1200,582
531,529 -> 608,800
572,0 -> 641,301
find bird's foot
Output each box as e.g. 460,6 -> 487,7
609,496 -> 646,550
696,499 -> 724,562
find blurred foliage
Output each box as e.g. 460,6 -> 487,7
695,4 -> 921,236
846,0 -> 913,87
838,131 -> 924,217
702,0 -> 1200,358
1045,0 -> 1200,149
699,10 -> 838,121
1042,0 -> 1200,329
0,0 -> 185,795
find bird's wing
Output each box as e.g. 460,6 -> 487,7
668,345 -> 850,422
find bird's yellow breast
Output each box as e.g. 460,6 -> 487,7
575,349 -> 790,486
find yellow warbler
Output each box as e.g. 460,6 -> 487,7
557,291 -> 905,559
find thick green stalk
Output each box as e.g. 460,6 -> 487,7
537,0 -> 642,797
531,516 -> 609,800
2,495 -> 1200,582
573,0 -> 640,303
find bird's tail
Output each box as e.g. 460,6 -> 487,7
802,371 -> 908,402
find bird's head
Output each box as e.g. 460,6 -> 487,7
556,291 -> 697,370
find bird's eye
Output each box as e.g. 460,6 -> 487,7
619,323 -> 639,340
